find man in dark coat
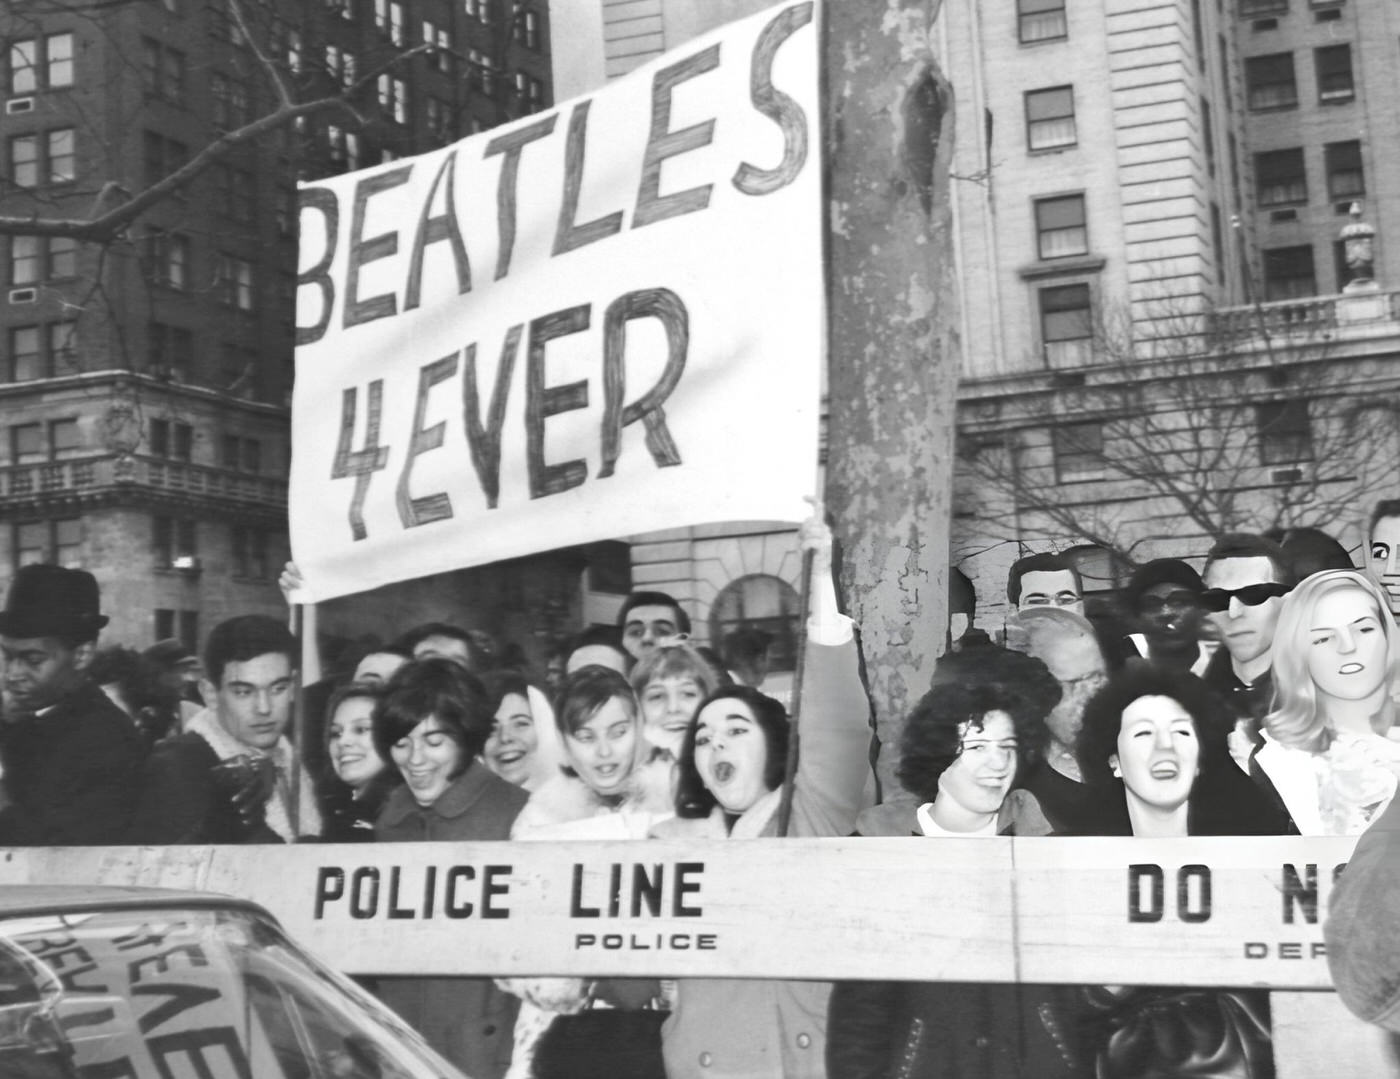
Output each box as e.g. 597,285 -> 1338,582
0,564 -> 144,845
128,614 -> 321,844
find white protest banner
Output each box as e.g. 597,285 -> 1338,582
1,836 -> 1356,986
291,1 -> 822,601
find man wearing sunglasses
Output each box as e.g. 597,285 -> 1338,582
1199,534 -> 1295,742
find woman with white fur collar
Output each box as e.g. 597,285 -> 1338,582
500,665 -> 674,1079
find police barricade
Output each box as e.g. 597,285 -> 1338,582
2,836 -> 1393,1075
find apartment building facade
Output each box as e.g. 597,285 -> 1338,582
0,0 -> 553,652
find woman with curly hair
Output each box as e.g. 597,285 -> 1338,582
859,645 -> 1061,836
1076,664 -> 1289,837
827,646 -> 1081,1079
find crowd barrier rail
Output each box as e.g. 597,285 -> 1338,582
4,835 -> 1396,1076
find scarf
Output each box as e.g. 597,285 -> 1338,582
187,709 -> 322,841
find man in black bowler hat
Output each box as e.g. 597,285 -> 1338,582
0,564 -> 144,845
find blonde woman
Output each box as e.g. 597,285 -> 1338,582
1257,569 -> 1400,834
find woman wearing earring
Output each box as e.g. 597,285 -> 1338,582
1256,569 -> 1400,835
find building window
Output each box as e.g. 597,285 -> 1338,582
1262,245 -> 1316,300
141,38 -> 186,103
217,254 -> 255,310
231,526 -> 270,579
10,236 -> 38,285
10,129 -> 75,187
222,435 -> 261,473
144,229 -> 190,289
1325,140 -> 1363,202
1201,99 -> 1215,176
1053,421 -> 1106,483
48,323 -> 76,374
14,519 -> 82,570
1039,283 -> 1093,366
1245,53 -> 1297,110
154,609 -> 200,655
10,134 -> 37,187
49,236 -> 75,279
425,97 -> 451,140
215,165 -> 256,223
11,423 -> 42,463
1256,400 -> 1313,465
8,32 -> 73,95
9,326 -> 40,381
326,0 -> 354,21
1239,0 -> 1287,13
325,45 -> 356,88
1018,0 -> 1067,43
47,129 -> 74,183
148,323 -> 194,381
1314,45 -> 1354,103
1255,148 -> 1306,206
422,21 -> 451,73
154,516 -> 199,571
1034,194 -> 1087,259
709,574 -> 801,674
522,9 -> 542,50
514,73 -> 544,114
211,72 -> 251,128
149,418 -> 195,460
377,74 -> 408,123
1025,86 -> 1076,150
142,131 -> 187,188
375,0 -> 405,44
326,124 -> 363,169
50,418 -> 81,458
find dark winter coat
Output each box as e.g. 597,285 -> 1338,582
0,679 -> 144,846
827,804 -> 1088,1079
372,761 -> 529,1079
126,731 -> 280,844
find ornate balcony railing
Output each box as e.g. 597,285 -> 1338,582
1207,288 -> 1400,346
0,453 -> 288,507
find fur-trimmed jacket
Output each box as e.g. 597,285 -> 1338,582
510,754 -> 675,840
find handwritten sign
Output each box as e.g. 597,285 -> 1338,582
291,0 -> 823,601
1,836 -> 1358,987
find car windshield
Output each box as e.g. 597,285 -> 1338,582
0,903 -> 464,1079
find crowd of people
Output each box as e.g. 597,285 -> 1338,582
0,497 -> 1397,1078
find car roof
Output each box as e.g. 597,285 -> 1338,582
0,885 -> 271,921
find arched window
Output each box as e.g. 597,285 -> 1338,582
708,574 -> 801,673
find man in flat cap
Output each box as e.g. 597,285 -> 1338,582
0,564 -> 144,845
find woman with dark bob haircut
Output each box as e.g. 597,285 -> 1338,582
1074,663 -> 1289,837
371,657 -> 530,1079
672,684 -> 790,818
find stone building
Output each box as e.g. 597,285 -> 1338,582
0,0 -> 553,655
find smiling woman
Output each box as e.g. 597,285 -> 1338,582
369,657 -> 529,1079
1075,664 -> 1286,838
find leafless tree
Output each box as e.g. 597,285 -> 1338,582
956,289 -> 1400,565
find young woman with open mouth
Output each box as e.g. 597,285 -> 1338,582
649,510 -> 873,1079
500,665 -> 675,1079
1255,568 -> 1400,835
